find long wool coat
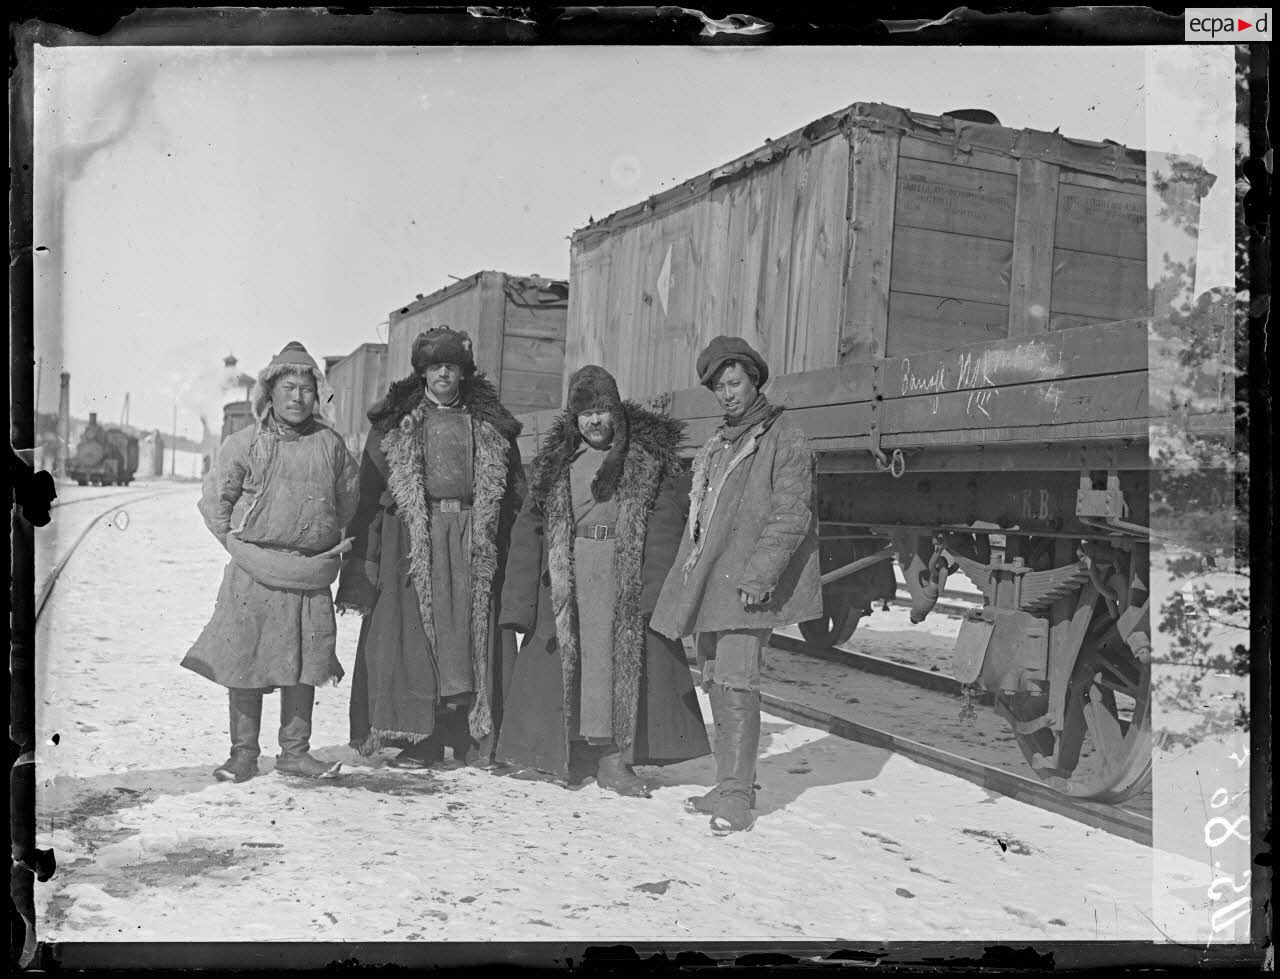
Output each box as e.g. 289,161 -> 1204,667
335,373 -> 524,751
183,415 -> 359,689
650,406 -> 822,638
495,404 -> 711,778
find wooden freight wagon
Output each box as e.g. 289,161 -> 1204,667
326,342 -> 387,457
517,101 -> 1224,806
387,271 -> 569,416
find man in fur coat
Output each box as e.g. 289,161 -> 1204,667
651,336 -> 822,834
336,327 -> 524,769
496,366 -> 710,795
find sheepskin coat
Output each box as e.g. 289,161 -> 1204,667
495,403 -> 710,778
336,373 -> 524,750
650,405 -> 822,638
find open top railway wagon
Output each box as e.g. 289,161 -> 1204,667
513,101 -> 1226,803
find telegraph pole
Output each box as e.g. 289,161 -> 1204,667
170,402 -> 177,477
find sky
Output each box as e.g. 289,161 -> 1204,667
29,44 -> 1236,439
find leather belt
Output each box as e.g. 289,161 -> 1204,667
576,524 -> 616,541
431,498 -> 471,513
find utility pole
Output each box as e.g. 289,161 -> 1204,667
57,371 -> 71,479
171,402 -> 177,477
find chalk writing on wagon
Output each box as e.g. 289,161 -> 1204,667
898,340 -> 1069,416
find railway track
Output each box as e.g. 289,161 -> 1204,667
720,630 -> 1154,846
36,486 -> 186,624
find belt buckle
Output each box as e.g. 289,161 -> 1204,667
440,499 -> 461,513
593,524 -> 609,541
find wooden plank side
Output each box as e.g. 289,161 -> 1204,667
1051,248 -> 1148,320
895,158 -> 1017,241
682,401 -> 875,447
890,226 -> 1014,307
564,244 -> 612,399
760,149 -> 798,375
1008,158 -> 1060,336
886,292 -> 1009,356
794,135 -> 851,373
476,272 -> 508,394
669,360 -> 878,422
1049,312 -> 1113,332
898,134 -> 1019,175
501,335 -> 565,375
502,372 -> 564,413
880,319 -> 1149,399
1055,182 -> 1146,260
842,127 -> 899,363
502,301 -> 568,342
882,373 -> 1148,435
387,283 -> 481,381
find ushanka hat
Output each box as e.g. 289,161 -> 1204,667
411,326 -> 476,376
695,335 -> 769,390
567,364 -> 622,416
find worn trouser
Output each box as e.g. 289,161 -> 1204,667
574,536 -> 617,741
694,628 -> 771,692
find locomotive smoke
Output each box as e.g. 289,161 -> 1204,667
36,58 -> 159,425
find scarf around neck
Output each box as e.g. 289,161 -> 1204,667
720,393 -> 777,444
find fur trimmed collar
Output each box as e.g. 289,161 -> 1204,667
366,371 -> 522,441
530,401 -> 684,508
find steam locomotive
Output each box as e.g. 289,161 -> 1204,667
68,413 -> 139,486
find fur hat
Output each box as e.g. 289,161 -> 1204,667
567,365 -> 622,416
251,340 -> 333,423
696,335 -> 769,390
411,326 -> 476,376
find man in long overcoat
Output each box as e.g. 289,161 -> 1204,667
183,340 -> 359,781
336,327 -> 524,768
496,366 -> 710,795
651,336 -> 822,833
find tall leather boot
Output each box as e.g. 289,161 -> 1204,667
213,688 -> 263,783
685,684 -> 757,814
708,687 -> 761,834
276,685 -> 341,778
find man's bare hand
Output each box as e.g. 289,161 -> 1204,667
738,587 -> 771,607
319,537 -> 355,559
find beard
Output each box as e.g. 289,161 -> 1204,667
581,424 -> 614,449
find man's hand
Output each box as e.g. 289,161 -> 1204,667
738,587 -> 771,607
319,537 -> 356,560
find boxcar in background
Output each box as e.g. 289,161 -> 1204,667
387,271 -> 569,416
514,100 -> 1224,805
326,342 -> 387,458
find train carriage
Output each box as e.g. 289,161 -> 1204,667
67,412 -> 140,486
513,101 -> 1225,803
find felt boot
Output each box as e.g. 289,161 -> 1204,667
596,748 -> 650,798
275,685 -> 341,778
213,688 -> 263,783
709,687 -> 761,834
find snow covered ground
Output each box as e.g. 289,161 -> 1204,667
33,487 -> 1213,944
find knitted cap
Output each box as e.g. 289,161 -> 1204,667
696,335 -> 769,389
567,365 -> 622,415
411,327 -> 476,375
267,340 -> 320,373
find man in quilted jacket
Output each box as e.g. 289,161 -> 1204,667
650,336 -> 822,834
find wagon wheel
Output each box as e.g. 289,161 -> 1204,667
799,585 -> 863,648
1002,606 -> 1151,802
